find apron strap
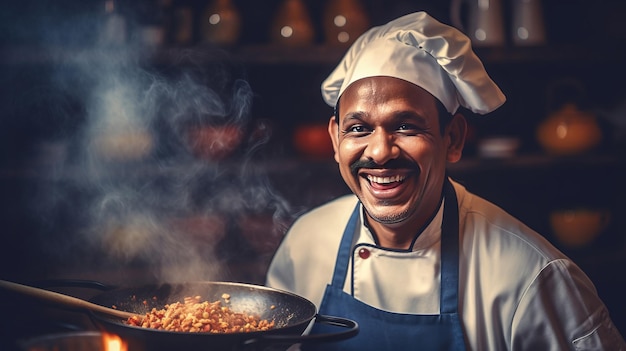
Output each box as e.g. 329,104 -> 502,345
331,204 -> 360,288
439,179 -> 460,314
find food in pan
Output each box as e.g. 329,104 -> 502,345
124,294 -> 275,333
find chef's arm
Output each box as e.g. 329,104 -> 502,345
510,259 -> 625,350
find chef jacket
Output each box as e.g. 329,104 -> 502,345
266,178 -> 626,350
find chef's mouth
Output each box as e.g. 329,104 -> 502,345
365,174 -> 407,186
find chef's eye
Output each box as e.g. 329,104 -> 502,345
351,125 -> 364,132
397,124 -> 420,134
345,125 -> 368,134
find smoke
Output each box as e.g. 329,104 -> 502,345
24,4 -> 295,284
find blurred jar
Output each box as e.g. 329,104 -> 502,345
450,0 -> 505,47
536,79 -> 602,155
173,5 -> 194,45
536,104 -> 602,155
186,123 -> 244,161
550,208 -> 611,248
323,0 -> 370,46
293,123 -> 334,159
201,0 -> 242,46
511,0 -> 546,46
271,0 -> 315,46
133,0 -> 172,47
99,0 -> 127,46
93,127 -> 155,162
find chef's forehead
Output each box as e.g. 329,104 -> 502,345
338,76 -> 438,105
334,76 -> 448,120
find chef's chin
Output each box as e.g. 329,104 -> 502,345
364,205 -> 412,226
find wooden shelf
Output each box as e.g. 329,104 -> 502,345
4,44 -> 626,67
447,153 -> 625,174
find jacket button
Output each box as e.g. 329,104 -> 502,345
358,248 -> 370,259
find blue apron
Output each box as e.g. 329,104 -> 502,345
306,180 -> 467,350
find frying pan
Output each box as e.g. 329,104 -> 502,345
86,281 -> 357,351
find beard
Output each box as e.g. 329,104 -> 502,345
360,199 -> 415,225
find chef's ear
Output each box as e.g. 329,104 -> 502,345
445,113 -> 467,163
328,115 -> 340,163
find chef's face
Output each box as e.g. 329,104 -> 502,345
329,76 -> 466,239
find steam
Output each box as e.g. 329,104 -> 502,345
26,7 -> 294,285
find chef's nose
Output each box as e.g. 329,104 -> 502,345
364,130 -> 399,164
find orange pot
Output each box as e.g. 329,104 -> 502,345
187,124 -> 243,160
271,0 -> 315,46
293,123 -> 334,159
536,103 -> 602,155
323,0 -> 370,46
550,208 -> 611,247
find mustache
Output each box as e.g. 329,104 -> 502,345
350,158 -> 419,176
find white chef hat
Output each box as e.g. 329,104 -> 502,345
321,11 -> 506,115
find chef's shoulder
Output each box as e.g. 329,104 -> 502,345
277,194 -> 358,268
451,180 -> 626,348
287,194 -> 359,241
452,179 -> 566,263
452,179 -> 573,304
267,195 -> 358,304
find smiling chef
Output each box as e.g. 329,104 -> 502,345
265,11 -> 626,351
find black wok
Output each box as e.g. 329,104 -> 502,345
87,281 -> 358,351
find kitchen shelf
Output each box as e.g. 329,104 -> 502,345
447,153 -> 625,174
4,43 -> 626,67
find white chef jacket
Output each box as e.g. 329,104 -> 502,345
266,179 -> 626,350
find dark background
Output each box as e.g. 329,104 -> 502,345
1,0 -> 626,348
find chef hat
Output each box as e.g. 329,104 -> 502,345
321,11 -> 506,115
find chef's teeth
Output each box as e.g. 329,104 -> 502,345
367,175 -> 405,184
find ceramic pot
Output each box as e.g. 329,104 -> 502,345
511,0 -> 546,46
536,103 -> 602,155
450,0 -> 505,47
323,0 -> 370,46
93,129 -> 154,162
187,124 -> 244,160
550,208 -> 611,247
293,123 -> 334,159
271,0 -> 315,46
201,0 -> 241,45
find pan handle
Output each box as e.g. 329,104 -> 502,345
243,313 -> 358,347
